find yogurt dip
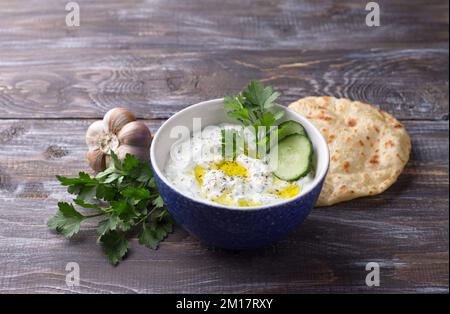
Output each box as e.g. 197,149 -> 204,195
164,123 -> 315,207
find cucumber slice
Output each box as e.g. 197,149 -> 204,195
277,120 -> 306,141
266,120 -> 307,152
270,134 -> 312,181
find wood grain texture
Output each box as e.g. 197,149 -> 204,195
0,119 -> 448,293
0,0 -> 448,294
0,48 -> 448,120
0,0 -> 447,51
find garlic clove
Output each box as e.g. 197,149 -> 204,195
103,108 -> 136,134
86,120 -> 105,150
117,121 -> 152,148
117,144 -> 149,162
87,149 -> 106,172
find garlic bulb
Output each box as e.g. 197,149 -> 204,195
86,108 -> 152,172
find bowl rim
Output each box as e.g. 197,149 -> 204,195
150,98 -> 330,211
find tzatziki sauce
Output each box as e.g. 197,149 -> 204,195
164,124 -> 315,207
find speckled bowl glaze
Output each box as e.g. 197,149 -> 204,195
151,98 -> 329,250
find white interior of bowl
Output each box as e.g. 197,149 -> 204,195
150,98 -> 330,210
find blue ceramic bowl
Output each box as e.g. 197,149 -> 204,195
150,98 -> 329,250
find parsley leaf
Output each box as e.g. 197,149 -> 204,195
152,195 -> 164,208
97,215 -> 120,238
108,199 -> 128,215
95,184 -> 116,201
139,218 -> 173,250
57,173 -> 99,200
57,172 -> 98,186
121,187 -> 150,204
138,223 -> 160,250
100,231 -> 129,265
225,80 -> 283,128
224,80 -> 284,155
48,153 -> 173,265
73,198 -> 102,210
47,202 -> 84,238
122,154 -> 141,177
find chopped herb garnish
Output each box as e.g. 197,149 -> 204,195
223,80 -> 284,157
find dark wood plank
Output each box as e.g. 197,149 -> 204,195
0,119 -> 447,293
0,48 -> 448,120
0,0 -> 447,52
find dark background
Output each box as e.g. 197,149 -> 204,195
0,0 -> 448,293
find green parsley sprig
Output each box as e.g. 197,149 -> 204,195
222,80 -> 284,158
48,152 -> 173,265
224,80 -> 284,129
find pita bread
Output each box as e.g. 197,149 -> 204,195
289,96 -> 411,206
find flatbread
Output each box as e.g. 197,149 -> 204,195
289,96 -> 411,206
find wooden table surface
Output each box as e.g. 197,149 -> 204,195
0,0 -> 448,294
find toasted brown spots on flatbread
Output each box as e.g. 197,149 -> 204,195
289,96 -> 411,206
343,161 -> 350,172
328,134 -> 336,143
318,114 -> 333,121
347,118 -> 357,127
369,154 -> 379,166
